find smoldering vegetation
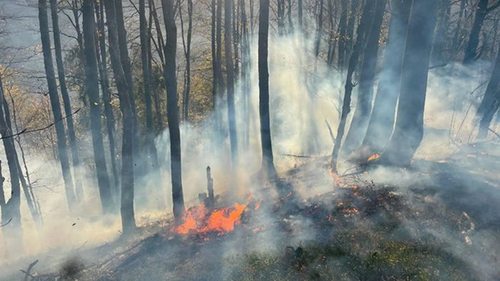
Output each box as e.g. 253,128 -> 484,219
0,0 -> 499,280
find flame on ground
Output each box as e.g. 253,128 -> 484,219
174,203 -> 247,235
367,153 -> 381,162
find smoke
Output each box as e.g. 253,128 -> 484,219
0,20 -> 498,280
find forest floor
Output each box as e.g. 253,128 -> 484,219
3,142 -> 500,281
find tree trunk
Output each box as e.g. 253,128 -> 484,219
50,0 -> 84,200
464,0 -> 489,63
337,0 -> 348,68
225,0 -> 238,166
331,0 -> 374,172
179,0 -> 193,121
477,45 -> 500,138
298,0 -> 303,30
211,0 -> 217,109
314,0 -> 325,57
241,0 -> 251,149
0,76 -> 21,232
38,0 -> 76,208
258,0 -> 276,178
343,0 -> 386,155
381,0 -> 439,166
362,0 -> 412,152
103,0 -> 136,233
140,0 -> 159,167
162,0 -> 185,220
95,0 -> 120,192
82,0 -> 114,213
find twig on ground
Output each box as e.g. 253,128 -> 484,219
21,259 -> 39,281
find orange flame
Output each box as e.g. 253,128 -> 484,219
367,153 -> 381,162
174,203 -> 247,235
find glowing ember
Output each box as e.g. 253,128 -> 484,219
367,153 -> 381,162
174,203 -> 247,235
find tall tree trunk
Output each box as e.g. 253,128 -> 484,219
0,76 -> 21,233
382,0 -> 439,166
344,0 -> 359,69
162,0 -> 185,219
71,0 -> 84,63
326,0 -> 336,66
103,0 -> 136,233
432,0 -> 451,64
140,0 -> 159,167
82,0 -> 114,213
258,0 -> 276,178
464,0 -> 489,63
241,0 -> 251,149
314,0 -> 325,57
149,0 -> 165,130
38,0 -> 76,208
215,0 -> 224,133
95,0 -> 120,192
50,0 -> 84,200
362,0 -> 412,152
4,92 -> 42,225
225,0 -> 238,166
331,0 -> 374,172
343,0 -> 386,155
477,45 -> 500,138
337,0 -> 348,68
211,0 -> 217,109
179,0 -> 193,121
298,0 -> 303,30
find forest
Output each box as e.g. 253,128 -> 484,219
0,0 -> 499,280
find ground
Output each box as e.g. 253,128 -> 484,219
3,142 -> 500,281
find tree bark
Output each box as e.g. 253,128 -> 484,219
343,0 -> 386,155
331,0 -> 374,172
179,0 -> 193,121
477,45 -> 500,138
140,0 -> 159,167
95,0 -> 120,192
38,0 -> 76,208
225,0 -> 238,166
82,0 -> 114,213
103,0 -> 136,233
258,0 -> 276,178
162,0 -> 185,219
381,0 -> 439,166
362,0 -> 412,152
50,0 -> 84,200
0,76 -> 21,231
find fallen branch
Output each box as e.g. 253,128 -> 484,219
21,259 -> 39,281
281,153 -> 314,158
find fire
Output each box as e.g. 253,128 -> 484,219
367,153 -> 381,162
174,203 -> 247,235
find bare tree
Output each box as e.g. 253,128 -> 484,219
343,0 -> 387,155
225,0 -> 238,166
38,0 -> 76,208
50,0 -> 84,200
463,0 -> 500,63
381,0 -> 439,166
103,0 -> 136,233
362,0 -> 412,153
258,0 -> 276,178
82,0 -> 114,213
162,0 -> 185,219
477,45 -> 500,138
